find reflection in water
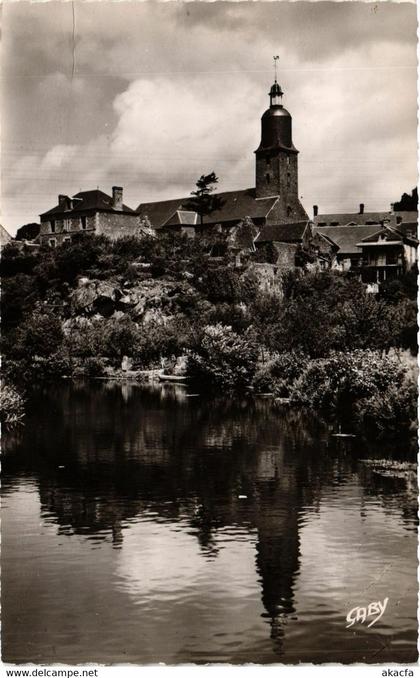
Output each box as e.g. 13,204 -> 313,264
2,381 -> 418,664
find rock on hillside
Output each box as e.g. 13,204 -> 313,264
70,275 -> 197,321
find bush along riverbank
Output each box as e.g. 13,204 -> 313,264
0,383 -> 25,426
1,232 -> 418,439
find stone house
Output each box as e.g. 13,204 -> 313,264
39,187 -> 140,247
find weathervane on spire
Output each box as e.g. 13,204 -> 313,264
273,55 -> 279,82
269,57 -> 283,105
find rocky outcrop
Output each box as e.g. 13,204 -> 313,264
70,276 -> 197,321
71,278 -> 123,317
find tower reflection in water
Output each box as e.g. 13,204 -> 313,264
2,381 -> 416,660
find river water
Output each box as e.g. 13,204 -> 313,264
2,381 -> 418,664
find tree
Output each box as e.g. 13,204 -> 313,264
393,187 -> 418,211
15,308 -> 63,359
227,216 -> 259,251
185,172 -> 224,226
15,222 -> 40,241
188,323 -> 258,388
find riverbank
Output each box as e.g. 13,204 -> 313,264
2,233 -> 417,440
2,347 -> 417,445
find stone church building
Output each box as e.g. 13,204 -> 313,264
137,80 -> 309,234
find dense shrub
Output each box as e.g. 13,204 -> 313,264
102,317 -> 140,361
268,270 -> 411,357
392,299 -> 418,354
0,383 -> 25,425
14,309 -> 64,359
206,303 -> 251,334
2,274 -> 40,328
28,354 -> 72,382
82,357 -> 106,378
136,319 -> 191,366
291,351 -> 406,410
196,268 -> 242,303
188,323 -> 258,388
0,242 -> 39,277
253,351 -> 309,396
353,377 -> 417,439
337,294 -> 401,351
289,350 -> 416,438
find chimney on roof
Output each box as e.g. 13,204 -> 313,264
359,203 -> 365,215
112,186 -> 123,211
58,195 -> 67,207
313,205 -> 318,217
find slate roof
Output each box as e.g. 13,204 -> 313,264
394,211 -> 418,225
165,210 -> 198,226
137,188 -> 278,229
40,190 -> 136,217
394,222 -> 418,238
314,212 -> 392,227
314,225 -> 380,255
256,221 -> 309,244
358,226 -> 418,246
315,231 -> 340,249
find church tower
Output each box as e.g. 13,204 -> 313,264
255,79 -> 308,223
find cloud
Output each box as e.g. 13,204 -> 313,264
1,2 -> 417,233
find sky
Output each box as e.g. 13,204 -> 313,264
1,1 -> 417,235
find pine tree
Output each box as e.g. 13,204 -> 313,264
185,172 -> 224,226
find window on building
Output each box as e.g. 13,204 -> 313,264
49,238 -> 57,248
265,173 -> 270,185
287,172 -> 291,189
81,216 -> 87,230
287,205 -> 292,217
50,220 -> 56,233
63,237 -> 71,245
386,251 -> 398,265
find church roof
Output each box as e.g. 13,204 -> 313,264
256,221 -> 309,244
137,188 -> 278,229
40,189 -> 135,217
